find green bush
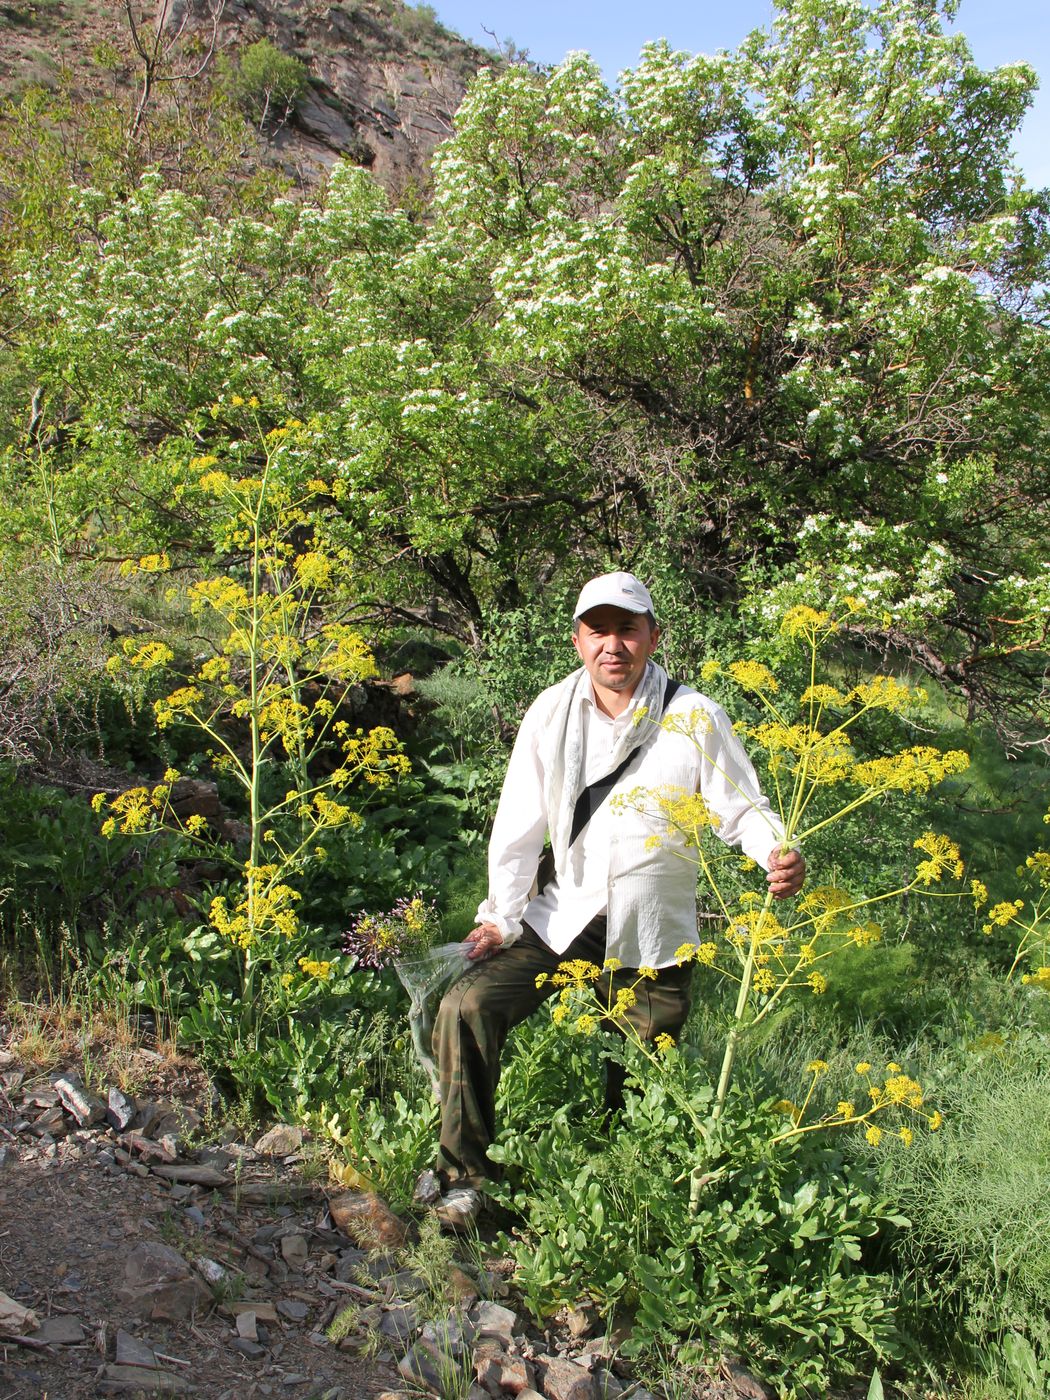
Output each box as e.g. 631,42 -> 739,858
888,1036 -> 1050,1391
225,38 -> 308,131
0,766 -> 182,963
489,1027 -> 903,1397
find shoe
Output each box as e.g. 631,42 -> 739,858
432,1185 -> 481,1231
412,1168 -> 442,1207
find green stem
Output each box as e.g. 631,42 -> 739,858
711,892 -> 768,1122
243,462 -> 270,1044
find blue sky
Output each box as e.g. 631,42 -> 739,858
432,0 -> 1049,189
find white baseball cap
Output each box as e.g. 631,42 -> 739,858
573,571 -> 655,620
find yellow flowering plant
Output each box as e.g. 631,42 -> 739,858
554,600 -> 979,1198
980,810 -> 1050,991
95,404 -> 411,1042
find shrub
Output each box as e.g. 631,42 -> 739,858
225,38 -> 308,132
889,1038 -> 1050,1390
490,1029 -> 904,1397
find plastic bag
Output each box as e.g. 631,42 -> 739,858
394,941 -> 473,1097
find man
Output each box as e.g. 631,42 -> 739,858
424,571 -> 805,1228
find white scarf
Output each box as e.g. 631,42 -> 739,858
544,660 -> 668,879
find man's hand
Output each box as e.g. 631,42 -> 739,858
766,845 -> 806,899
465,922 -> 505,960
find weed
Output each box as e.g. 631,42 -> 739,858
326,1302 -> 358,1343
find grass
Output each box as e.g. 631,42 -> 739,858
1,925 -> 195,1099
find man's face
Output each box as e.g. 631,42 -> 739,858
572,605 -> 660,699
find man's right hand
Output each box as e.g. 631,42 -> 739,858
465,923 -> 504,960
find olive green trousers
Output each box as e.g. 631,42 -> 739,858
433,917 -> 693,1187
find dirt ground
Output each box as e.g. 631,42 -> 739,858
0,1029 -> 412,1400
0,1141 -> 405,1399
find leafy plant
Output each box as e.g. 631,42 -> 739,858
490,1036 -> 904,1397
94,406 -> 413,1078
224,39 -> 308,132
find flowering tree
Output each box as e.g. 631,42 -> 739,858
4,0 -> 1047,737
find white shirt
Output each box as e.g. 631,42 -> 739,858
477,665 -> 783,968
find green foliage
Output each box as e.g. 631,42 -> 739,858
0,766 -> 182,956
490,1032 -> 903,1397
224,39 -> 308,131
1,3 -> 1048,1389
10,1 -> 1048,734
888,1036 -> 1050,1391
325,1083 -> 437,1210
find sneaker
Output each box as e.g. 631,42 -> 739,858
412,1168 -> 442,1207
432,1185 -> 481,1231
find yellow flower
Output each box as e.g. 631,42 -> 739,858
90,792 -> 107,813
884,1073 -> 923,1108
637,966 -> 658,980
555,958 -> 602,986
807,1059 -> 828,1075
808,971 -> 828,994
913,831 -> 964,885
294,551 -> 333,590
603,957 -> 623,972
753,968 -> 776,994
866,1125 -> 882,1147
125,640 -> 175,672
781,605 -> 835,639
800,886 -> 853,917
297,956 -> 333,980
612,986 -> 638,1014
800,684 -> 846,707
535,973 -> 549,988
982,899 -> 1024,933
573,1013 -> 598,1036
899,1127 -> 914,1148
654,1032 -> 676,1053
929,1111 -> 943,1131
848,675 -> 919,713
136,552 -> 171,574
728,659 -> 780,694
855,1061 -> 872,1074
849,923 -> 882,947
700,660 -> 720,683
647,786 -> 721,842
675,943 -> 699,963
852,747 -> 970,796
696,942 -> 718,966
836,1101 -> 855,1120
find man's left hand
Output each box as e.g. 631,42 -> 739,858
766,845 -> 806,899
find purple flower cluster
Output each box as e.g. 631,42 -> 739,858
343,893 -> 437,969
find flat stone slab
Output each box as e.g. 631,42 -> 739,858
114,1329 -> 160,1367
35,1313 -> 85,1344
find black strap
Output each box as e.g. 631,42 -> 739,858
567,676 -> 683,847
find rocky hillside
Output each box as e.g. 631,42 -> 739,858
0,0 -> 499,192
